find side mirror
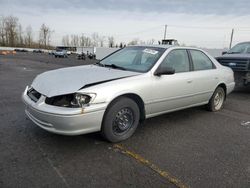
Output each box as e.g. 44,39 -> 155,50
222,51 -> 227,55
154,66 -> 175,76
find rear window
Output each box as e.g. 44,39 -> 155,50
190,50 -> 214,71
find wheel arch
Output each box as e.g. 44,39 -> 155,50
216,83 -> 227,99
104,93 -> 146,122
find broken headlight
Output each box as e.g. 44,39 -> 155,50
45,93 -> 95,108
71,93 -> 92,107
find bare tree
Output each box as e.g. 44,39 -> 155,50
25,25 -> 33,47
147,38 -> 155,45
79,34 -> 92,47
99,35 -> 105,47
17,24 -> 24,46
79,34 -> 85,46
85,36 -> 92,47
128,38 -> 139,45
62,35 -> 70,46
0,16 -> 6,46
39,23 -> 53,49
70,34 -> 79,47
119,42 -> 124,48
4,16 -> 18,46
0,15 -> 55,48
108,36 -> 115,48
91,32 -> 99,47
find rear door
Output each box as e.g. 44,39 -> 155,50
187,49 -> 219,102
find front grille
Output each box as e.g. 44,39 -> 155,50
27,88 -> 41,102
217,58 -> 250,71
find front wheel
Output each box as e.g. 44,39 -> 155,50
101,97 -> 140,142
207,86 -> 225,112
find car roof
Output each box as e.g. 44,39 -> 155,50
235,41 -> 250,45
131,44 -> 173,49
128,45 -> 203,51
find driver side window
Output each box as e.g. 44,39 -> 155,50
160,49 -> 190,73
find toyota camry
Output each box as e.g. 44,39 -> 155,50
22,45 -> 235,142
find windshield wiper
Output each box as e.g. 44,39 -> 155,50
104,64 -> 127,70
94,62 -> 105,67
227,51 -> 241,54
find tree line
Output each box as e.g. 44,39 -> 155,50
61,33 -> 120,48
0,15 -> 53,49
61,34 -> 155,48
0,15 -> 156,49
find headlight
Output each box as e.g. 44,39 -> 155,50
71,93 -> 92,107
45,93 -> 95,108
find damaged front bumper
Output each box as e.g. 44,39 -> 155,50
22,86 -> 107,135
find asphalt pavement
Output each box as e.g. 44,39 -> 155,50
0,53 -> 249,188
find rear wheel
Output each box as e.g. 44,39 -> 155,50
207,86 -> 225,112
101,97 -> 140,142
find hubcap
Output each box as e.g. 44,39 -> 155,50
214,90 -> 224,110
112,107 -> 134,135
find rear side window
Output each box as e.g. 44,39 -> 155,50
160,49 -> 190,73
189,50 -> 214,71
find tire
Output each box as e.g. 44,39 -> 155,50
207,86 -> 225,112
101,97 -> 140,142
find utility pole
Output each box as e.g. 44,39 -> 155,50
164,25 -> 168,39
229,28 -> 234,49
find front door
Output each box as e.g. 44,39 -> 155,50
149,49 -> 195,115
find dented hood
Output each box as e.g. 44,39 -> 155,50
31,65 -> 140,97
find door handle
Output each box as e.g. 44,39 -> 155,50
187,80 -> 193,83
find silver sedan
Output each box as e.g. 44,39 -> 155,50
22,45 -> 235,142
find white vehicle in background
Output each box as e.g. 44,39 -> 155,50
54,50 -> 68,58
67,51 -> 73,55
55,46 -> 77,56
48,50 -> 56,55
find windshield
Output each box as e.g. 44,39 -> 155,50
227,42 -> 250,54
100,46 -> 165,73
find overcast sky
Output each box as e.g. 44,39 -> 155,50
1,0 -> 250,48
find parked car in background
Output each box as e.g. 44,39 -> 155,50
76,52 -> 95,60
22,45 -> 235,142
66,51 -> 72,55
49,50 -> 56,55
33,49 -> 44,53
216,42 -> 250,86
77,52 -> 86,60
15,49 -> 29,52
54,50 -> 68,58
87,52 -> 96,59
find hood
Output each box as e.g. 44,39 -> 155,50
216,53 -> 250,59
32,65 -> 140,97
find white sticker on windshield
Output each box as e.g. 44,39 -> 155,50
143,49 -> 159,55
